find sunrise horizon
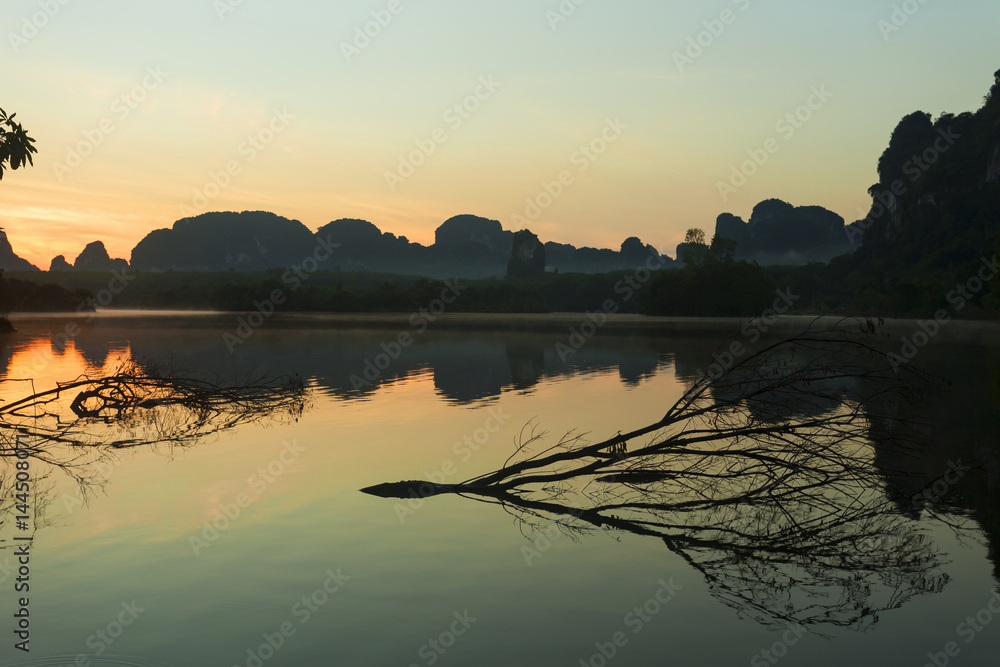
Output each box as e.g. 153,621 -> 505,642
4,1 -> 999,271
4,3 -> 1000,666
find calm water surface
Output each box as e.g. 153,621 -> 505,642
1,312 -> 998,666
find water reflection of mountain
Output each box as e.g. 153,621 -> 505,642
0,337 -> 12,379
7,316 -> 999,583
184,330 -> 665,404
11,318 -> 669,405
668,325 -> 1000,585
873,339 -> 1000,582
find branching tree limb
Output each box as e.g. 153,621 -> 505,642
363,320 -> 969,634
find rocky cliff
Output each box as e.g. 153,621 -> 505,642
0,231 -> 39,271
49,255 -> 73,271
849,68 -> 1000,279
712,199 -> 853,265
74,241 -> 128,271
506,230 -> 546,279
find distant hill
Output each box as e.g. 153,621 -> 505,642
73,241 -> 128,271
0,231 -> 39,271
547,236 -> 665,273
708,200 -> 853,265
130,211 -> 317,272
313,218 -> 415,273
702,68 -> 1000,280
49,255 -> 72,271
125,211 -> 669,279
429,214 -> 514,278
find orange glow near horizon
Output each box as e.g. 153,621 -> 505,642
2,2 -> 997,270
0,336 -> 132,399
0,166 -> 875,270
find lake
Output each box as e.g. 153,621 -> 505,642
1,312 -> 998,666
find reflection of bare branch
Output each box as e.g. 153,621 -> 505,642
0,358 -> 309,540
1,360 -> 307,453
364,321 -> 960,635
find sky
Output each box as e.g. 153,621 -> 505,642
2,0 -> 999,269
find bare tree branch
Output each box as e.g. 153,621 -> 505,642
363,319 -> 970,635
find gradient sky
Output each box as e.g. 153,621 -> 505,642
2,0 -> 999,269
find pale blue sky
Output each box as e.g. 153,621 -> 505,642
3,0 -> 999,267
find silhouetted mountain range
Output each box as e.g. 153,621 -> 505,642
105,211 -> 673,279
3,69 -> 998,288
0,236 -> 129,273
0,205 -> 853,277
708,199 -> 856,265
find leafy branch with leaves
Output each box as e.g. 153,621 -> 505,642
0,107 -> 37,180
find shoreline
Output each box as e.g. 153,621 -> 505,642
7,310 -> 1000,338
